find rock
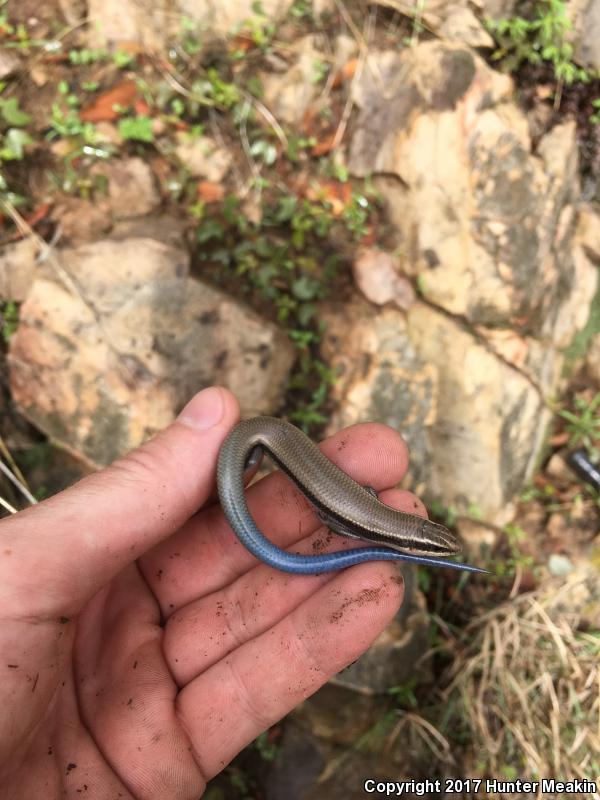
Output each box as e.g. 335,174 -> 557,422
541,560 -> 600,629
313,0 -> 335,18
326,41 -> 598,522
293,683 -> 389,747
374,0 -> 494,47
110,215 -> 187,250
94,122 -> 122,147
587,333 -> 600,385
547,553 -> 574,577
0,49 -> 20,80
262,35 -> 327,126
545,453 -> 573,482
265,723 -> 326,800
478,0 -> 518,17
91,157 -> 161,219
8,237 -> 294,466
352,248 -> 416,310
0,238 -> 40,302
348,44 -> 593,342
52,198 -> 113,245
333,34 -> 358,69
29,65 -> 49,88
439,6 -> 495,47
321,299 -> 548,522
570,0 -> 600,70
174,133 -> 233,182
576,203 -> 600,263
456,517 -> 499,560
57,0 -> 87,25
88,0 -> 294,48
87,0 -> 170,49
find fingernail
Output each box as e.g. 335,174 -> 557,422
177,387 -> 225,430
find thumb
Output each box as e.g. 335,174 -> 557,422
0,386 -> 240,617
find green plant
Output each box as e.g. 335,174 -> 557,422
0,170 -> 25,207
487,0 -> 589,84
238,1 -> 277,52
403,0 -> 426,46
591,98 -> 600,124
0,89 -> 32,161
187,68 -> 241,110
0,1 -> 29,48
118,115 -> 154,143
557,391 -> 600,458
113,49 -> 136,69
0,95 -> 30,126
193,191 -> 368,429
48,82 -> 98,147
285,134 -> 316,162
343,193 -> 370,238
0,126 -> 31,160
493,522 -> 535,577
311,58 -> 328,85
0,300 -> 19,342
387,677 -> 419,709
253,731 -> 278,762
249,138 -> 277,165
0,0 -> 12,36
289,0 -> 314,20
428,499 -> 458,527
68,47 -> 107,65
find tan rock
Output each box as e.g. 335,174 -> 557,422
0,238 -> 39,302
262,35 -> 327,126
58,0 -> 87,25
0,48 -> 19,79
352,248 -> 416,310
87,0 -> 171,49
8,237 -> 294,466
91,157 -> 160,218
174,133 -> 233,181
456,517 -> 499,561
88,0 -> 294,48
321,298 -> 548,521
586,333 -> 600,386
569,0 -> 600,70
576,203 -> 600,262
348,42 -> 594,398
439,6 -> 495,47
52,198 -> 113,245
374,0 -> 494,47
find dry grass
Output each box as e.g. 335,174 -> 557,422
440,566 -> 600,797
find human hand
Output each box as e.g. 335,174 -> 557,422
0,387 -> 422,799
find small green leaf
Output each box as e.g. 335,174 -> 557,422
118,115 -> 154,143
0,97 -> 30,126
0,127 -> 32,160
291,275 -> 321,300
249,139 -> 277,165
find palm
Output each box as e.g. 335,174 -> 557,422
1,407 -> 410,799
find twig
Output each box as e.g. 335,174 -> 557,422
241,90 -> 288,149
0,459 -> 37,505
238,99 -> 263,201
330,40 -> 366,151
332,0 -> 369,60
0,431 -> 29,490
0,494 -> 17,514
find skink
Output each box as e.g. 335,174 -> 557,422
217,417 -> 486,575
